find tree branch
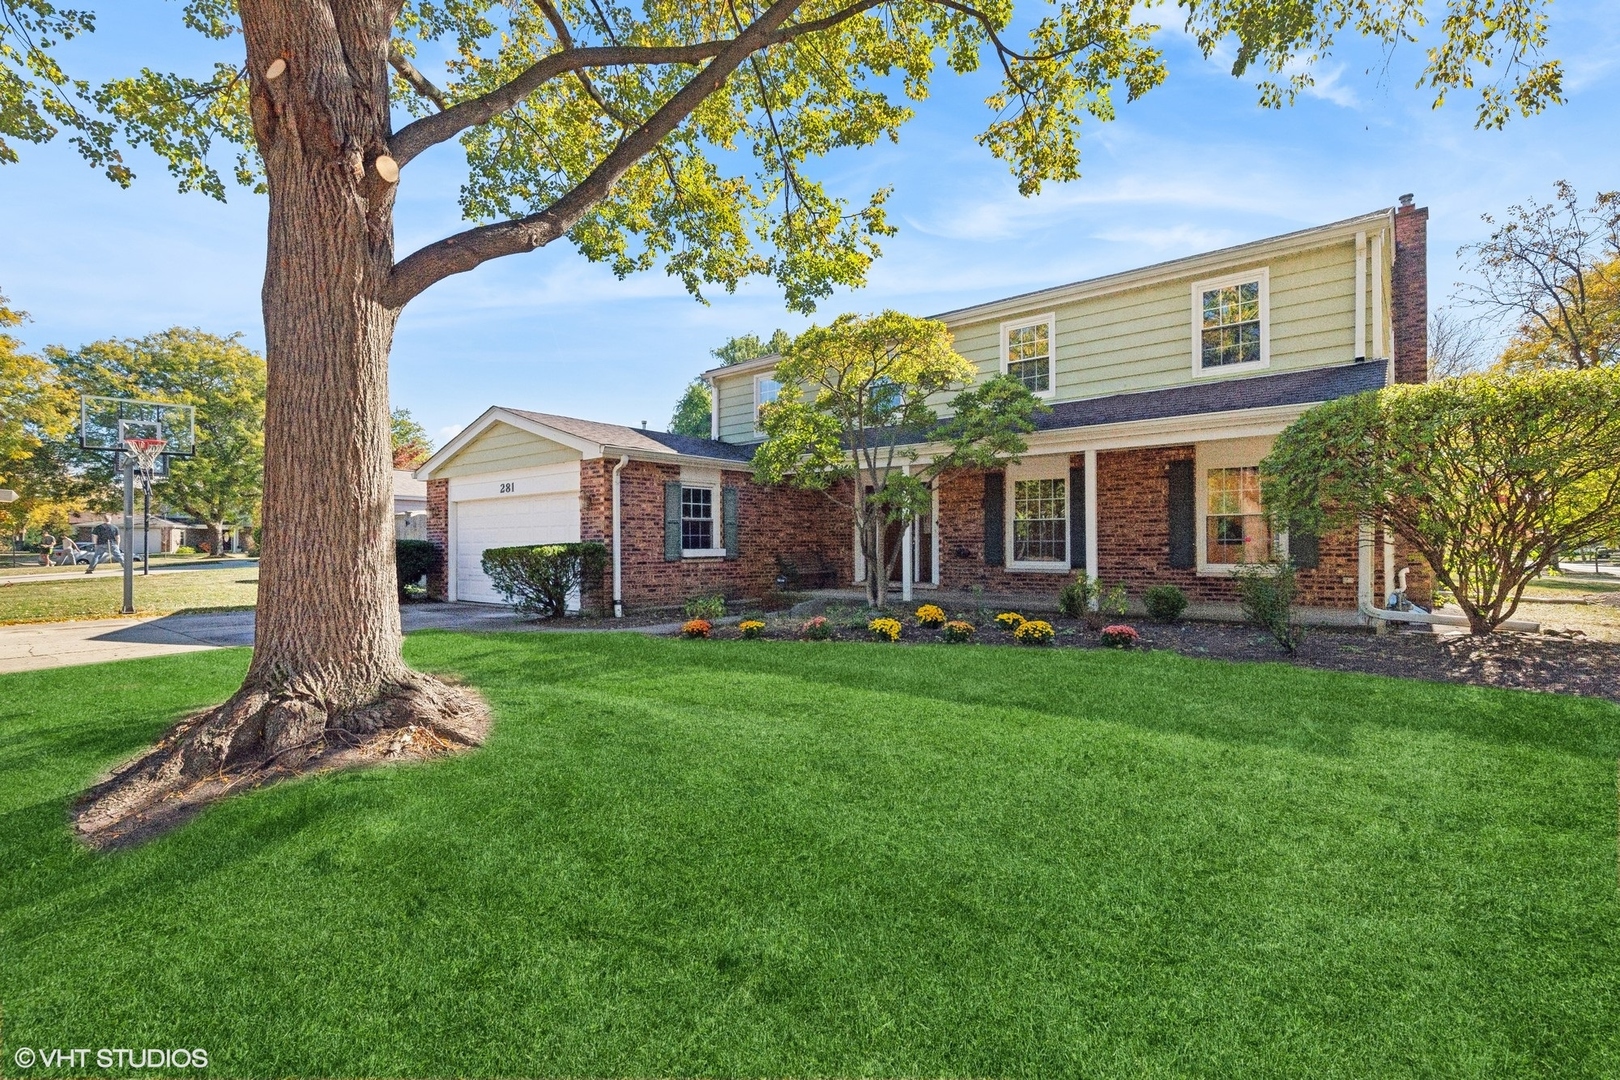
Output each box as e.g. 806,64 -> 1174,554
388,43 -> 449,111
385,0 -> 813,307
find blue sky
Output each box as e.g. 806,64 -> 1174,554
1,1 -> 1616,447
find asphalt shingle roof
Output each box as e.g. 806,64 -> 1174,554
503,409 -> 755,462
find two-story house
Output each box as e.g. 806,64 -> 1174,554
417,198 -> 1430,615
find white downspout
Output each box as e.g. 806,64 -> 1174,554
611,455 -> 628,618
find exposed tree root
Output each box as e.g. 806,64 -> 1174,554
72,671 -> 490,850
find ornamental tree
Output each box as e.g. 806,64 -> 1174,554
752,310 -> 1042,608
1260,367 -> 1620,635
2,0 -> 1571,835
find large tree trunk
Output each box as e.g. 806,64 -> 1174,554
74,0 -> 488,848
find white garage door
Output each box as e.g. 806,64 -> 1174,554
454,487 -> 580,604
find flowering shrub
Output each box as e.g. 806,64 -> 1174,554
994,611 -> 1026,631
868,617 -> 902,642
800,615 -> 833,641
681,619 -> 712,639
1014,619 -> 1055,645
941,620 -> 975,643
738,619 -> 766,640
915,603 -> 947,628
1099,624 -> 1140,648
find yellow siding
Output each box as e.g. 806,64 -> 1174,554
711,235 -> 1369,439
715,371 -> 762,442
434,421 -> 581,478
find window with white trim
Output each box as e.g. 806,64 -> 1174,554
1204,466 -> 1271,565
1005,456 -> 1070,570
1001,315 -> 1055,396
1191,270 -> 1269,374
681,485 -> 715,552
754,373 -> 781,427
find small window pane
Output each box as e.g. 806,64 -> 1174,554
682,486 -> 714,551
1006,322 -> 1051,393
1199,281 -> 1262,368
1012,477 -> 1066,563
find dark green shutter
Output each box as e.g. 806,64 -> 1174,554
722,486 -> 739,559
1069,465 -> 1086,574
663,480 -> 682,561
1167,459 -> 1195,569
982,472 -> 1004,566
1290,529 -> 1319,569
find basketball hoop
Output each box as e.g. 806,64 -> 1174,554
124,437 -> 168,483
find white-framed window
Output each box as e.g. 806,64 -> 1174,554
1190,268 -> 1269,376
753,372 -> 782,428
1005,456 -> 1070,571
1000,314 -> 1056,397
1195,437 -> 1283,573
680,467 -> 726,557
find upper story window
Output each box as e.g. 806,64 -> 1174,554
754,374 -> 781,428
1001,315 -> 1055,397
1191,269 -> 1269,375
681,485 -> 715,552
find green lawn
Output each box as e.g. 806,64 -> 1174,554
2,634 -> 1618,1077
0,567 -> 257,624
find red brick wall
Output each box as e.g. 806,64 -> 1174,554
936,449 -> 1363,608
1392,198 -> 1429,385
580,458 -> 854,611
425,478 -> 449,600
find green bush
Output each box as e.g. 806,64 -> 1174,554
174,545 -> 197,555
1142,584 -> 1188,622
395,539 -> 444,601
684,594 -> 727,620
1233,560 -> 1302,652
481,542 -> 607,618
1057,576 -> 1094,618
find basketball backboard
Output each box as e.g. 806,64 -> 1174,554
80,397 -> 197,457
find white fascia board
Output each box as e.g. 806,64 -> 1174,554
930,210 -> 1394,328
602,443 -> 753,471
698,352 -> 783,381
415,407 -> 602,479
896,401 -> 1317,464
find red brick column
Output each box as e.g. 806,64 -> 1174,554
1392,195 -> 1429,384
425,478 -> 449,599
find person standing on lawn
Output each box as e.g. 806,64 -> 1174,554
39,532 -> 54,566
85,520 -> 123,573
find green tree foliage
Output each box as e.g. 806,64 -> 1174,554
711,329 -> 792,367
390,407 -> 434,468
0,290 -> 82,538
48,329 -> 266,555
1459,182 -> 1620,371
752,310 -> 1042,607
0,1 -> 1571,312
1260,368 -> 1620,634
668,380 -> 713,437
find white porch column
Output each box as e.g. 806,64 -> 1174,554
901,464 -> 914,602
1084,449 -> 1099,582
931,482 -> 941,586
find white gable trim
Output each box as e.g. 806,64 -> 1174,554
415,407 -> 602,480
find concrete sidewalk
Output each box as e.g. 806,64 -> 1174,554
0,557 -> 258,586
0,602 -> 694,674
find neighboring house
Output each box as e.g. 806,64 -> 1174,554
70,512 -> 188,556
393,469 -> 429,540
419,199 -> 1430,614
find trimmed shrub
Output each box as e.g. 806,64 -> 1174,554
1013,619 -> 1055,645
941,620 -> 975,643
175,545 -> 197,555
395,539 -> 444,601
1234,560 -> 1302,652
684,594 -> 727,620
481,542 -> 608,618
738,619 -> 766,640
681,618 -> 712,639
868,616 -> 902,642
1099,624 -> 1140,648
994,611 -> 1026,631
1143,584 -> 1188,622
1057,576 -> 1093,618
800,615 -> 833,641
915,603 -> 947,628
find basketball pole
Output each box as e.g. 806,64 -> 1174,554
122,455 -> 135,615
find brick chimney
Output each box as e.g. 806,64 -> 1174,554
1391,194 -> 1429,383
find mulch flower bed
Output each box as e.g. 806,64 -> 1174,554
699,608 -> 1620,704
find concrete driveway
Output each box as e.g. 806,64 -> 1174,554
0,603 -> 684,674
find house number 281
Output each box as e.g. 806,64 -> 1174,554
498,482 -> 515,493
